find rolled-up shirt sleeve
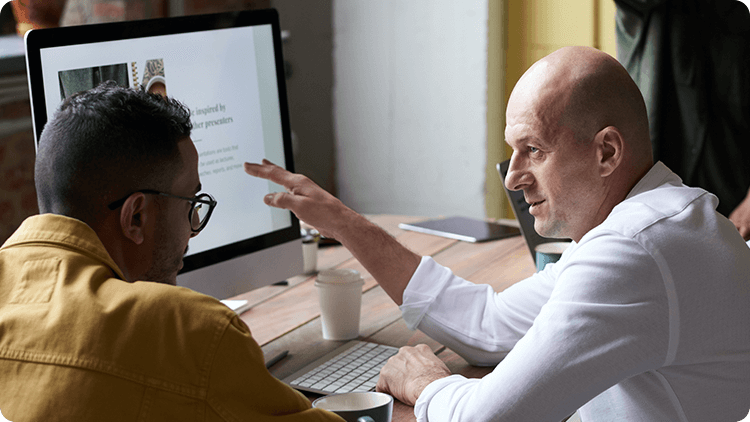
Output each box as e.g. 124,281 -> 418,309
400,256 -> 558,365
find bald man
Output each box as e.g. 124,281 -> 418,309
245,47 -> 750,421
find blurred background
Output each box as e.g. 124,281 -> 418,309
0,0 -> 643,245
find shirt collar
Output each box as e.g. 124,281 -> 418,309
625,161 -> 682,201
2,214 -> 126,280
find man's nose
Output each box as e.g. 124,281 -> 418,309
504,157 -> 529,192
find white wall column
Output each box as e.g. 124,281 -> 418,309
333,0 -> 489,218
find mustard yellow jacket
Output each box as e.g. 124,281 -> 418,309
0,214 -> 342,422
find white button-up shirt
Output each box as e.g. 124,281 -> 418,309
401,162 -> 750,421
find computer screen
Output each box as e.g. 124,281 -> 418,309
25,9 -> 303,299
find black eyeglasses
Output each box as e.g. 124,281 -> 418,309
107,189 -> 218,233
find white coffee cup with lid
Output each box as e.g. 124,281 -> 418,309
315,269 -> 365,340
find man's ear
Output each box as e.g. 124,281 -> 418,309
119,193 -> 149,245
594,126 -> 624,178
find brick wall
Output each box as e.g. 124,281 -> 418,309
0,71 -> 37,244
178,0 -> 269,16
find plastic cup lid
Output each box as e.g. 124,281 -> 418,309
316,268 -> 363,284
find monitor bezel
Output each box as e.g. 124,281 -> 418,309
24,9 -> 301,280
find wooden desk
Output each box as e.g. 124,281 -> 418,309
234,215 -> 535,421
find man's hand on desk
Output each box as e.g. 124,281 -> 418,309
376,344 -> 452,406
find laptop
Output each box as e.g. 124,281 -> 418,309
496,159 -> 568,264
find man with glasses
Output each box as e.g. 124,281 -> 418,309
0,82 -> 343,421
107,190 -> 217,233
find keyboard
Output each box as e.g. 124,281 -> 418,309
283,340 -> 399,395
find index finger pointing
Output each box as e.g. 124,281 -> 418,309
243,160 -> 293,185
243,161 -> 266,177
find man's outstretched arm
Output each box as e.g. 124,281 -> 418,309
243,159 -> 420,305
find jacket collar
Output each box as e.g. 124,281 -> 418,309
2,214 -> 127,280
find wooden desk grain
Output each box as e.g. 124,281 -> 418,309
238,215 -> 534,421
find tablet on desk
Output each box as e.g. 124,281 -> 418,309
398,216 -> 520,243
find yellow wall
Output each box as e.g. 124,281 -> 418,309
486,0 -> 617,219
485,0 -> 507,219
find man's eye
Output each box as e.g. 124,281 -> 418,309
529,146 -> 539,153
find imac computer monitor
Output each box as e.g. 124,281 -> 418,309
24,9 -> 303,299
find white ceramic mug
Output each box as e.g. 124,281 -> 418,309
313,391 -> 393,422
535,241 -> 571,272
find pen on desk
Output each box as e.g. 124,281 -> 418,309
265,350 -> 289,369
